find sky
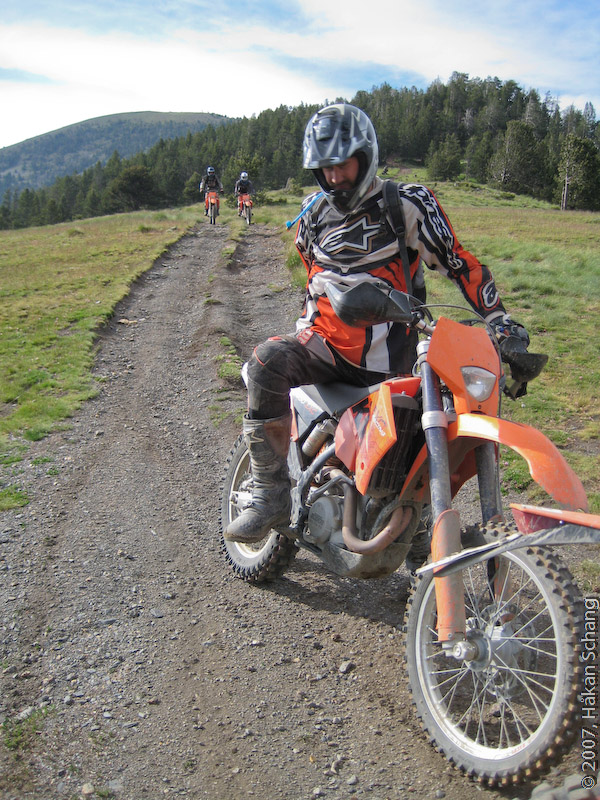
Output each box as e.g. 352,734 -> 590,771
1,0 -> 599,150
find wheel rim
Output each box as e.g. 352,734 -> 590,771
414,551 -> 564,761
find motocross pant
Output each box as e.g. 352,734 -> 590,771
246,329 -> 389,420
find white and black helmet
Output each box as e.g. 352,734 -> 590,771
240,171 -> 248,180
303,103 -> 379,213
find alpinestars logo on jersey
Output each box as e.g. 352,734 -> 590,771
480,280 -> 500,310
320,215 -> 381,255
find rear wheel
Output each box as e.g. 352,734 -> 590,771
404,521 -> 583,786
220,435 -> 297,582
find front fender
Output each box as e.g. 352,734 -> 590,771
451,414 -> 588,512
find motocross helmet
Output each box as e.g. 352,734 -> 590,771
240,171 -> 248,180
207,166 -> 215,175
303,103 -> 379,213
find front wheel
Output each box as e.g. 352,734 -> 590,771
210,201 -> 217,224
245,204 -> 252,225
220,434 -> 297,582
404,522 -> 583,786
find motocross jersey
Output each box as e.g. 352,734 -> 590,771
295,177 -> 506,373
235,179 -> 253,194
201,173 -> 223,191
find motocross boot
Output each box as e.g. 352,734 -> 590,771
405,505 -> 432,574
224,414 -> 291,543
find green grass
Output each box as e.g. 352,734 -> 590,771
0,708 -> 53,794
2,708 -> 49,751
571,555 -> 600,594
0,486 -> 28,511
0,207 -> 202,440
0,205 -> 202,506
214,336 -> 243,383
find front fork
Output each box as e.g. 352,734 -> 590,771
418,341 -> 503,650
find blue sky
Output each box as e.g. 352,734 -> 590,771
0,0 -> 598,148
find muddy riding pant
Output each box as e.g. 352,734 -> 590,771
246,330 -> 388,420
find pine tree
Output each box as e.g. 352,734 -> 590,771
427,134 -> 462,180
558,134 -> 600,210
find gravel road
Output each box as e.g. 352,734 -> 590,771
0,220 -> 585,800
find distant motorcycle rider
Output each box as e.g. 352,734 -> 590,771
199,167 -> 223,215
224,103 -> 529,550
234,171 -> 254,215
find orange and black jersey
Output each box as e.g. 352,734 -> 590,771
295,177 -> 505,373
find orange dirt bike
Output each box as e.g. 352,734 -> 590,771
220,282 -> 600,786
206,190 -> 220,224
239,193 -> 253,225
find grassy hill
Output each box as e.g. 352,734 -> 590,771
0,111 -> 233,197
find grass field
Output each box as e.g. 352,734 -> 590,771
1,176 -> 598,513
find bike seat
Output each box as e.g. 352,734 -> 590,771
300,381 -> 380,416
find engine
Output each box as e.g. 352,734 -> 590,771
304,493 -> 344,546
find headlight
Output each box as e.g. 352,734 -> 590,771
460,367 -> 497,402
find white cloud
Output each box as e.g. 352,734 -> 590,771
0,22 -> 335,145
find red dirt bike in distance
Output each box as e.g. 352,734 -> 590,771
206,190 -> 220,225
220,281 -> 600,787
238,193 -> 253,225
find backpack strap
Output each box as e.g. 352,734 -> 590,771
305,192 -> 327,252
382,179 -> 413,295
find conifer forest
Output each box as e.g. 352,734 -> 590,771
2,73 -> 599,229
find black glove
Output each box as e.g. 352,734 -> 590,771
489,314 -> 530,353
490,315 -> 531,399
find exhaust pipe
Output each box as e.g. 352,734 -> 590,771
331,469 -> 414,554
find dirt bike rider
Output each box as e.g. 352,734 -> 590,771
234,171 -> 254,216
224,103 -> 529,559
199,166 -> 223,215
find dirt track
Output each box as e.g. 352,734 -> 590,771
0,221 -> 584,799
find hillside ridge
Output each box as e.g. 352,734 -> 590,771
0,110 -> 233,196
